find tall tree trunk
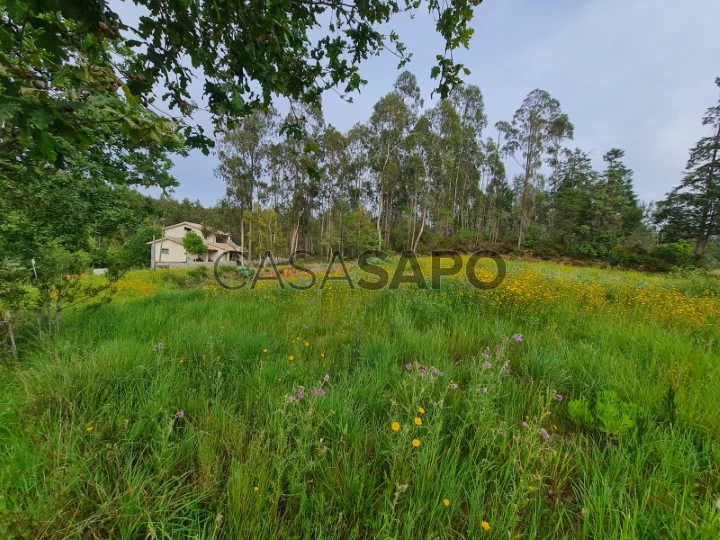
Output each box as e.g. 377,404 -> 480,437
240,213 -> 245,262
248,219 -> 253,261
411,205 -> 427,253
695,122 -> 720,257
2,311 -> 17,357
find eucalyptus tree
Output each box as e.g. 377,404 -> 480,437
497,90 -> 574,248
320,125 -> 355,256
369,90 -> 411,248
403,116 -> 432,252
449,84 -> 487,232
278,106 -> 325,255
215,110 -> 277,258
481,138 -> 512,243
656,78 -> 720,257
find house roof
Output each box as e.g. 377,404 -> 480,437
146,237 -> 185,246
207,242 -> 240,252
163,221 -> 231,236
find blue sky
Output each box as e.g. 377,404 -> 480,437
123,0 -> 720,206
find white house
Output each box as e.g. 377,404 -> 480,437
148,221 -> 241,266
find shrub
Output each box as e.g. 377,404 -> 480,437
653,241 -> 694,267
568,391 -> 636,438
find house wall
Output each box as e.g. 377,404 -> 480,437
164,223 -> 203,240
152,240 -> 187,263
164,223 -> 218,243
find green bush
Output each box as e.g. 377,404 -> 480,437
653,241 -> 694,267
187,266 -> 209,279
568,391 -> 636,437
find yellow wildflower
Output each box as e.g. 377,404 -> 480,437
481,521 -> 491,532
418,406 -> 426,414
262,348 -> 268,353
289,355 -> 295,361
391,421 -> 400,432
443,498 -> 450,507
411,438 -> 421,448
414,417 -> 423,426
86,426 -> 94,432
304,341 -> 310,347
253,486 -> 259,492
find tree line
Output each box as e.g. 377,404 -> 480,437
2,0 -> 718,354
149,73 -> 717,269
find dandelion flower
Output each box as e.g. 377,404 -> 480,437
481,521 -> 491,532
443,498 -> 450,507
253,486 -> 259,492
262,348 -> 268,353
289,355 -> 295,361
418,406 -> 425,414
411,438 -> 421,448
391,421 -> 400,432
304,341 -> 310,347
86,426 -> 94,432
414,417 -> 423,426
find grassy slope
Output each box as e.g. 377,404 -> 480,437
1,262 -> 719,538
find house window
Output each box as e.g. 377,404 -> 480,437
161,248 -> 170,255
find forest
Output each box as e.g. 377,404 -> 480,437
126,73 -> 720,271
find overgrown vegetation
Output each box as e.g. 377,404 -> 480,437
0,260 -> 718,537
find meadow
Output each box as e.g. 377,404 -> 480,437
1,258 -> 719,538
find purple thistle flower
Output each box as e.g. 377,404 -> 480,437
175,410 -> 185,419
540,428 -> 551,441
419,367 -> 428,377
405,363 -> 414,372
556,394 -> 564,402
521,421 -> 529,430
311,388 -> 327,397
513,334 -> 523,343
322,374 -> 330,383
296,386 -> 306,400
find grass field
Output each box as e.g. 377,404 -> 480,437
1,259 -> 719,538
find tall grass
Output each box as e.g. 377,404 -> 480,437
0,262 -> 719,538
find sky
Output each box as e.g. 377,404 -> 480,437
123,0 -> 720,207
